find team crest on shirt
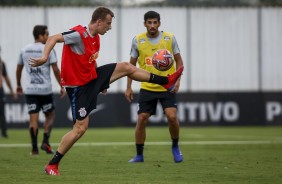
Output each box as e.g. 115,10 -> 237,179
78,107 -> 87,117
139,38 -> 146,44
83,31 -> 88,38
89,52 -> 99,64
164,36 -> 170,41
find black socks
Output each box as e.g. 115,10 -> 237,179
49,151 -> 64,165
136,144 -> 144,155
43,132 -> 50,144
29,127 -> 38,150
172,138 -> 179,148
149,73 -> 168,85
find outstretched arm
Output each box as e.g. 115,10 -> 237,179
29,34 -> 64,67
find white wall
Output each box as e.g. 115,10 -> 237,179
0,7 -> 282,93
190,8 -> 259,91
0,7 -> 45,90
261,8 -> 282,91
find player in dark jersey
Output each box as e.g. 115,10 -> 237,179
29,7 -> 184,175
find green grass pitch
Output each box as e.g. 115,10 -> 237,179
0,126 -> 282,184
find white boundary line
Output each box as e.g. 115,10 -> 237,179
0,140 -> 282,148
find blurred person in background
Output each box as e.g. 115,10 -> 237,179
0,45 -> 16,138
16,25 -> 66,155
125,11 -> 184,163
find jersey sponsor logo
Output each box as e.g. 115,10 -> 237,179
30,78 -> 44,84
145,57 -> 153,66
164,36 -> 170,41
139,38 -> 146,44
78,107 -> 87,117
29,67 -> 42,74
89,52 -> 98,64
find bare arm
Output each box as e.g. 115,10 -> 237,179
29,34 -> 64,67
171,53 -> 184,93
125,57 -> 138,102
16,64 -> 24,95
51,63 -> 66,98
3,74 -> 15,97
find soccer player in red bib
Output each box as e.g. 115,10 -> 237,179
29,7 -> 184,175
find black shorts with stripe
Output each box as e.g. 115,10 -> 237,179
66,63 -> 116,123
137,89 -> 177,115
25,94 -> 55,114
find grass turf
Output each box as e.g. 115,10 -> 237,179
0,126 -> 282,184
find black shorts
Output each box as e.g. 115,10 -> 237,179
66,63 -> 116,123
137,89 -> 177,115
25,94 -> 55,114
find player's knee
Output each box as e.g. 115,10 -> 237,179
138,114 -> 149,124
74,124 -> 88,137
45,111 -> 55,122
121,62 -> 135,74
166,113 -> 177,123
80,126 -> 88,134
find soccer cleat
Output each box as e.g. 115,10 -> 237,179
41,143 -> 54,154
128,155 -> 144,163
172,146 -> 183,163
1,133 -> 8,138
45,163 -> 60,176
31,148 -> 39,156
162,66 -> 184,91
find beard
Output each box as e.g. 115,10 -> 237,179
149,29 -> 157,36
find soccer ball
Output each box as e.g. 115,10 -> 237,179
152,49 -> 174,71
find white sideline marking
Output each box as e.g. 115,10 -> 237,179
0,140 -> 281,148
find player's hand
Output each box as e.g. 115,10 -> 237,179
125,88 -> 133,102
101,89 -> 107,95
60,87 -> 66,98
11,92 -> 18,100
28,57 -> 48,67
16,86 -> 23,96
170,79 -> 180,93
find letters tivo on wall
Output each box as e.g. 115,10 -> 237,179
4,93 -> 282,128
